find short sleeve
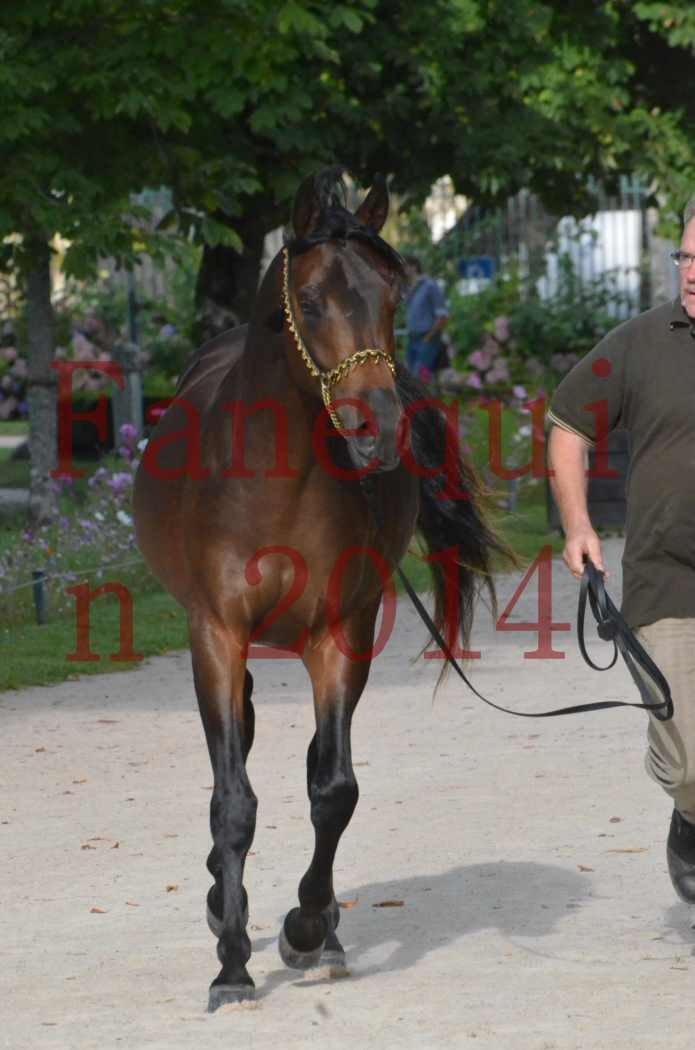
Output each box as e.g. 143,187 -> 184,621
548,326 -> 627,446
428,279 -> 449,319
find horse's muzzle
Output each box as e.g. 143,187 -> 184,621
341,387 -> 403,473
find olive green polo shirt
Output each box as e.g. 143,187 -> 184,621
548,299 -> 695,629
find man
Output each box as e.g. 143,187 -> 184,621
404,255 -> 449,380
547,195 -> 695,903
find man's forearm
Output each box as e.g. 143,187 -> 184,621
425,316 -> 447,341
548,425 -> 591,532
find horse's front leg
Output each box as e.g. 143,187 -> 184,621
279,617 -> 374,971
190,616 -> 257,1011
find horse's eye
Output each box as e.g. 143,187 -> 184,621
299,300 -> 320,317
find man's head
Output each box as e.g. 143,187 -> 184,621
679,196 -> 695,319
404,255 -> 423,285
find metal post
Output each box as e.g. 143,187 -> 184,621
32,569 -> 47,625
112,341 -> 144,440
127,269 -> 139,346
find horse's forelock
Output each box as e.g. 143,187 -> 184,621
288,220 -> 405,285
288,167 -> 405,282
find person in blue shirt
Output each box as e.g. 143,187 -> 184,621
403,255 -> 449,380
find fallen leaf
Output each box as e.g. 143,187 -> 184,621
609,817 -> 622,823
578,865 -> 594,872
96,719 -> 118,724
111,842 -> 119,849
90,907 -> 107,914
81,843 -> 96,850
338,898 -> 359,909
72,779 -> 87,785
372,900 -> 404,908
34,747 -> 46,753
125,901 -> 139,907
166,884 -> 179,893
605,848 -> 648,854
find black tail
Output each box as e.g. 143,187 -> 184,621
395,366 -> 516,682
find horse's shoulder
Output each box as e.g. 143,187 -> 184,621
175,325 -> 248,399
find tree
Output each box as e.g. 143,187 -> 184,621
0,0 -> 373,518
184,0 -> 695,329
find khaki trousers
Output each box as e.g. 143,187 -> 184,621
635,618 -> 695,823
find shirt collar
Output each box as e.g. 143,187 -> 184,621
406,274 -> 427,299
668,298 -> 695,335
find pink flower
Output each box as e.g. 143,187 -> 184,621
486,359 -> 510,383
512,384 -> 528,400
493,316 -> 510,343
466,373 -> 483,389
469,349 -> 491,371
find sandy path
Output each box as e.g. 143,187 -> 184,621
1,539 -> 692,1049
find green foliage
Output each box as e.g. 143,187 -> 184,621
3,0 -> 695,279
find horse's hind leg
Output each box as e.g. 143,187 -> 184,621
191,618 -> 257,1011
279,635 -> 371,971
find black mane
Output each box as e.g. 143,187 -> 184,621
287,166 -> 406,281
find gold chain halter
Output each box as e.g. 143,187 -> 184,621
281,246 -> 395,429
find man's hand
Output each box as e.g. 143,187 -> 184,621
563,525 -> 606,580
548,424 -> 608,580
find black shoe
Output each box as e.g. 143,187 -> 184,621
667,809 -> 695,903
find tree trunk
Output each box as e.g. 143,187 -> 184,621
26,241 -> 58,524
192,205 -> 287,344
193,237 -> 266,345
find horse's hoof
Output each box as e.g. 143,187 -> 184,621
208,981 -> 255,1012
321,946 -> 347,970
278,923 -> 325,970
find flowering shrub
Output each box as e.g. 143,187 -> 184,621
443,254 -> 633,403
0,424 -> 147,624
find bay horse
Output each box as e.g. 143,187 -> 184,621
133,167 -> 505,1011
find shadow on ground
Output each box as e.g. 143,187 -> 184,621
249,860 -> 588,999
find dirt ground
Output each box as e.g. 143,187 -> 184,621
2,538 -> 693,1050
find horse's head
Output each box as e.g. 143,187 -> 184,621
279,167 -> 406,473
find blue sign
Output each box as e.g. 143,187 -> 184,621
458,256 -> 497,281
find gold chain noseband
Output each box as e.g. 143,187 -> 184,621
281,246 -> 395,429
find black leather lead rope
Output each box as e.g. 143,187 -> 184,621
577,560 -> 673,721
360,477 -> 673,721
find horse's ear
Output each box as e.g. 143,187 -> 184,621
292,172 -> 324,240
355,174 -> 389,233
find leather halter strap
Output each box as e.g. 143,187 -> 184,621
281,246 -> 396,429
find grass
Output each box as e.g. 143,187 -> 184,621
0,586 -> 189,691
0,452 -> 104,489
0,421 -> 28,436
0,453 -> 30,487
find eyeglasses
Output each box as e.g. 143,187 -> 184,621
670,250 -> 695,269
